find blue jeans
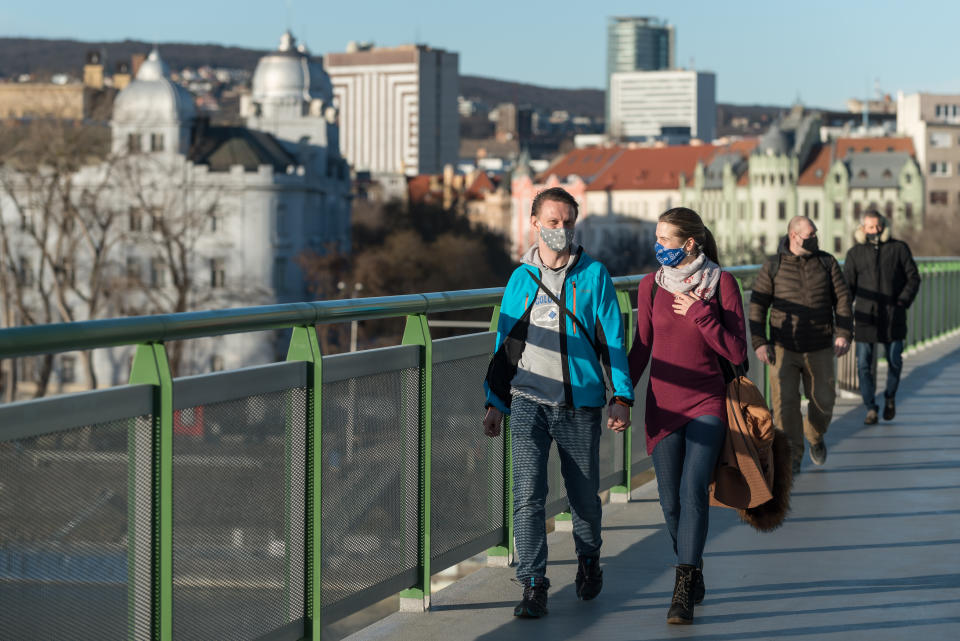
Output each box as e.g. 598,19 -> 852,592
856,340 -> 904,411
510,394 -> 603,582
651,415 -> 725,567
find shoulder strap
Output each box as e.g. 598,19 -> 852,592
525,270 -> 599,355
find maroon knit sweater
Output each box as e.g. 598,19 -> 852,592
628,271 -> 748,454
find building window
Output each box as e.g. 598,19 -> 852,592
930,161 -> 951,177
813,201 -> 819,220
150,133 -> 165,152
905,202 -> 913,219
150,258 -> 166,287
273,257 -> 287,292
834,202 -> 842,220
59,258 -> 76,288
854,202 -> 862,219
779,174 -> 785,186
885,201 -> 894,219
778,200 -> 786,220
758,235 -> 767,253
276,203 -> 289,238
930,132 -> 952,148
210,355 -> 225,372
129,208 -> 143,232
210,258 -> 226,288
803,201 -> 809,217
60,355 -> 76,384
930,191 -> 948,205
834,237 -> 842,253
18,256 -> 34,287
126,256 -> 141,281
209,211 -> 223,232
759,202 -> 766,220
834,173 -> 841,184
128,133 -> 141,153
150,209 -> 163,232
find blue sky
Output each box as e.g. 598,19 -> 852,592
3,0 -> 958,109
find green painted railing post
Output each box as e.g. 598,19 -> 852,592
286,326 -> 323,640
610,289 -> 633,502
486,304 -> 514,565
128,343 -> 173,641
400,314 -> 433,611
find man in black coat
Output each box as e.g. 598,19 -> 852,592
843,211 -> 921,424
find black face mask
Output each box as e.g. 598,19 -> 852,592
801,235 -> 819,253
866,232 -> 880,244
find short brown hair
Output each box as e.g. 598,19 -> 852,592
531,186 -> 579,219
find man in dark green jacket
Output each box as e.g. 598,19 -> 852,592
749,216 -> 853,473
843,211 -> 921,425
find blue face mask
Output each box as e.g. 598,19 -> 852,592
655,242 -> 686,267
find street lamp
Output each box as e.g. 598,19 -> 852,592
337,280 -> 364,352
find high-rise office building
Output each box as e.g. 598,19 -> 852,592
606,16 -> 675,130
325,43 -> 459,177
609,70 -> 716,143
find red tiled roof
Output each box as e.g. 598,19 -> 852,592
835,137 -> 914,158
797,145 -> 834,186
585,145 -> 718,191
536,147 -> 622,183
407,175 -> 435,203
465,171 -> 495,199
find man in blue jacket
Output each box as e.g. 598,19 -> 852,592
482,186 -> 634,619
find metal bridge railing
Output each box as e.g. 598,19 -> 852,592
1,259 -> 958,641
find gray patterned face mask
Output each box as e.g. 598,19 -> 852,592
540,226 -> 575,252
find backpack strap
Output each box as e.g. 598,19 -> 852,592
767,252 -> 834,304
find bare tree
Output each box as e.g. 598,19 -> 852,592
111,154 -> 266,375
0,120 -> 111,398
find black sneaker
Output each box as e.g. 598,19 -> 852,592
514,577 -> 550,618
809,440 -> 827,466
883,397 -> 896,421
575,554 -> 603,600
864,408 -> 879,425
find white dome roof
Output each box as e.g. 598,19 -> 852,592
113,48 -> 196,125
251,30 -> 333,103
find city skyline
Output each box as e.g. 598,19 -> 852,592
2,0 -> 959,109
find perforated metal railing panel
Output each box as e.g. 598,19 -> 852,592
171,388 -> 307,641
431,353 -> 504,565
320,367 -> 420,610
0,417 -> 152,641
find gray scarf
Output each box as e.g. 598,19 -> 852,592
655,253 -> 722,300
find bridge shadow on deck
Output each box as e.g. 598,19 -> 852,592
346,333 -> 960,641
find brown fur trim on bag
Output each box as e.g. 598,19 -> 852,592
736,429 -> 793,531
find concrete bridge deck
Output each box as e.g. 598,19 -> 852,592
345,331 -> 960,641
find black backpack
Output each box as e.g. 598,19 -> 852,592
649,277 -> 748,384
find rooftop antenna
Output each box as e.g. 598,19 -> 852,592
862,76 -> 870,130
415,25 -> 421,45
285,0 -> 293,32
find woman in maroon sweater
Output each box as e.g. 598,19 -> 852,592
628,208 -> 747,625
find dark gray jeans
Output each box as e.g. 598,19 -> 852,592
510,394 -> 603,582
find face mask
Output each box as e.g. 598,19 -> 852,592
866,232 -> 880,244
655,242 -> 686,267
801,235 -> 819,253
540,226 -> 575,252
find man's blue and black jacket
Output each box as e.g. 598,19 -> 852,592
484,247 -> 635,413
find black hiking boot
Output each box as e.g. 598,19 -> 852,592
692,560 -> 705,604
883,397 -> 896,421
864,408 -> 879,425
575,554 -> 603,601
667,564 -> 696,624
513,576 -> 550,618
